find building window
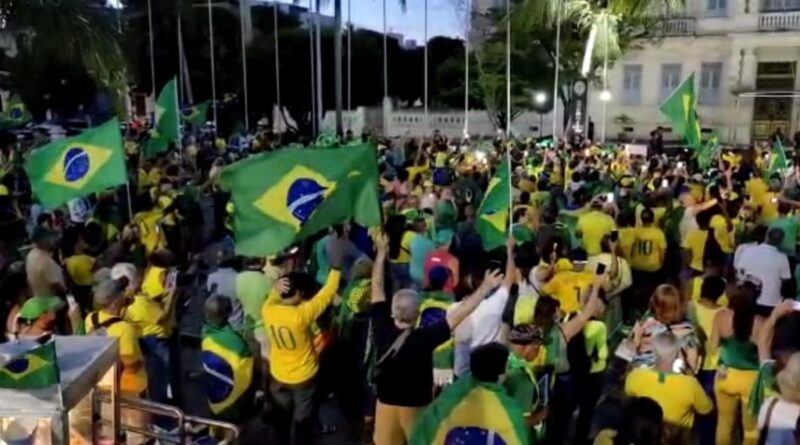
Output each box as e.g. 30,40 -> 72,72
707,0 -> 727,16
622,64 -> 643,105
699,62 -> 723,105
660,63 -> 683,102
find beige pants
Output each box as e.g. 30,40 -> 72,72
373,401 -> 423,445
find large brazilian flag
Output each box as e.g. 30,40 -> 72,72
409,375 -> 529,445
0,341 -> 59,389
201,324 -> 253,420
24,118 -> 127,208
476,158 -> 511,251
218,143 -> 382,256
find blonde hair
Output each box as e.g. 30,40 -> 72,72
650,284 -> 685,325
777,352 -> 800,404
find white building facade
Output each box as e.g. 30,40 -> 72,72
587,0 -> 800,145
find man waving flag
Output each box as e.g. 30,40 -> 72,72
145,78 -> 180,157
24,118 -> 127,208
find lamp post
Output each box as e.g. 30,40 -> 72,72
535,92 -> 546,138
599,89 -> 611,143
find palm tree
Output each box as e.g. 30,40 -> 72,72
513,0 -> 683,132
0,0 -> 127,112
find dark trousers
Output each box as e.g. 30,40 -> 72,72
575,371 -> 604,444
269,378 -> 317,445
695,370 -> 717,445
545,373 -> 578,445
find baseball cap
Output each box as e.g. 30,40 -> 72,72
18,296 -> 64,322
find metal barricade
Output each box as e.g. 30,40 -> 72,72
95,391 -> 240,443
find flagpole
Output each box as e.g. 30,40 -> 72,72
177,12 -> 184,106
551,0 -> 562,139
347,0 -> 352,131
464,0 -> 470,137
315,0 -> 323,133
240,0 -> 250,132
147,0 -> 156,97
506,0 -> 513,230
382,0 -> 388,100
309,0 -> 317,136
274,1 -> 283,131
207,0 -> 218,132
424,0 -> 429,131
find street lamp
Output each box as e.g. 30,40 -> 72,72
599,89 -> 611,143
534,92 -> 547,137
599,90 -> 612,102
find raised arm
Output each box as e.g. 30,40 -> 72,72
562,276 -> 606,342
446,269 -> 504,330
371,233 -> 388,303
297,235 -> 347,325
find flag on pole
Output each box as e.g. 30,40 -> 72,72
697,133 -> 719,170
768,139 -> 789,178
476,158 -> 511,251
181,101 -> 210,127
0,95 -> 32,128
24,118 -> 127,208
145,79 -> 180,157
218,143 -> 382,256
0,341 -> 59,389
659,73 -> 702,149
408,374 -> 529,445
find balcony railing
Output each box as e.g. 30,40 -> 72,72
759,10 -> 800,30
655,17 -> 696,36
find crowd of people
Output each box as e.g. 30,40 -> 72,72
2,124 -> 800,445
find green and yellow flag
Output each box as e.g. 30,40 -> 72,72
181,101 -> 210,127
0,95 -> 31,128
145,79 -> 180,157
201,324 -> 253,421
660,73 -> 702,149
24,118 -> 127,208
698,133 -> 719,170
476,158 -> 511,251
219,143 -> 382,256
768,138 -> 789,178
0,341 -> 59,389
409,374 -> 529,445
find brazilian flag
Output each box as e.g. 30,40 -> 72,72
181,101 -> 209,127
145,79 -> 180,158
201,324 -> 253,420
409,374 -> 529,445
768,138 -> 789,178
0,95 -> 31,128
476,158 -> 511,251
218,143 -> 382,256
24,118 -> 127,208
0,341 -> 59,389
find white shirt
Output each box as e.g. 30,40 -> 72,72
758,397 -> 800,445
736,243 -> 791,307
451,286 -> 510,376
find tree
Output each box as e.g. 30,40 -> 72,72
0,0 -> 127,114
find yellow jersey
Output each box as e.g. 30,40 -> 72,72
392,231 -> 414,264
635,205 -> 667,228
709,214 -> 734,254
760,191 -> 779,222
124,294 -> 169,338
624,367 -> 712,428
577,210 -> 616,256
630,226 -> 667,272
694,303 -> 723,370
542,270 -> 594,314
85,310 -> 148,394
134,209 -> 166,255
682,229 -> 709,272
262,270 -> 341,384
618,228 -> 637,261
65,254 -> 96,287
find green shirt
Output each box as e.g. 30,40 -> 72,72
235,270 -> 272,332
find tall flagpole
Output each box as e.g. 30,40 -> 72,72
147,0 -> 156,96
601,25 -> 609,143
208,0 -> 218,131
315,0 -> 323,132
382,0 -> 388,100
464,0 -> 470,137
309,0 -> 317,135
274,1 -> 282,131
506,0 -> 511,138
177,12 -> 184,105
551,0 -> 562,139
240,0 -> 250,132
347,0 -> 352,130
424,0 -> 429,130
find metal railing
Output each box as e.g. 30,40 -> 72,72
758,10 -> 800,29
655,17 -> 697,36
96,391 -> 240,443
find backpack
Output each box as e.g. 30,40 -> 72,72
88,312 -> 123,336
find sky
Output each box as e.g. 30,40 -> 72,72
107,0 -> 465,43
282,0 -> 467,42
